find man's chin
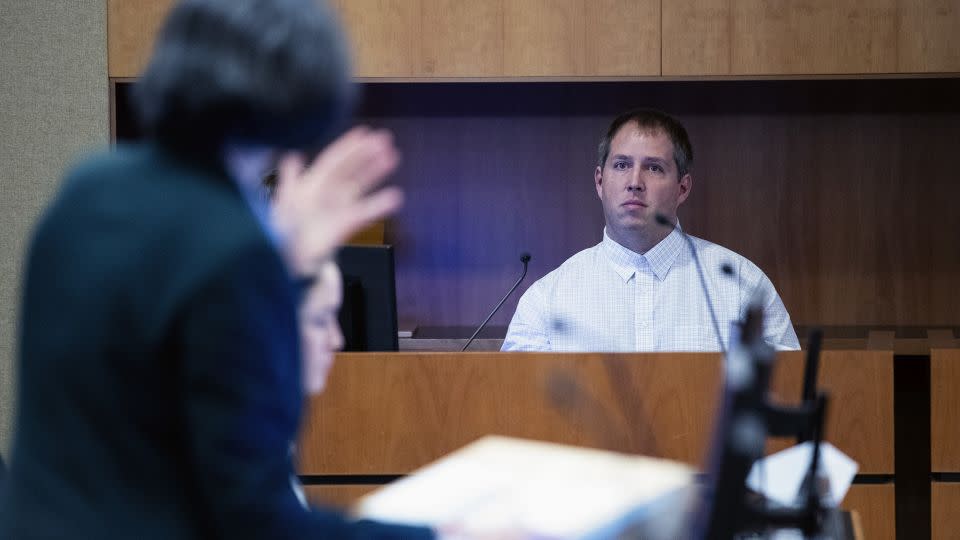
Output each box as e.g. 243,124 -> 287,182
617,218 -> 652,231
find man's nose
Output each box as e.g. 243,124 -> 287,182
627,170 -> 644,191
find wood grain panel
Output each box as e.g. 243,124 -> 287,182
582,0 -> 660,76
731,0 -> 899,74
298,351 -> 893,478
677,111 -> 960,327
503,0 -> 587,76
663,0 -> 904,75
421,0 -> 503,77
931,349 -> 960,471
767,351 -> 894,474
843,484 -> 895,540
298,482 -> 895,535
932,482 -> 960,540
298,352 -> 725,474
662,0 -> 731,76
898,0 -> 960,73
502,0 -> 660,76
330,0 -> 422,77
302,484 -> 380,510
107,0 -> 177,77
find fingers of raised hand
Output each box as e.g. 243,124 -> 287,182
305,128 -> 400,197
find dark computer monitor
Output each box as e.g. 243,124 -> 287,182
335,245 -> 399,352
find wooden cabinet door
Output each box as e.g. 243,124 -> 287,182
664,0 -> 960,75
339,0 -> 662,78
108,0 -> 660,78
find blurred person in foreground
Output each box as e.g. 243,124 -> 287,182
0,0 -> 432,538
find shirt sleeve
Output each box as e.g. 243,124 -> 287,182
753,273 -> 801,351
178,243 -> 434,540
501,279 -> 552,352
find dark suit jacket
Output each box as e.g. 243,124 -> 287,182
0,145 -> 432,540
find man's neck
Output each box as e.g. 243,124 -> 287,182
605,226 -> 669,255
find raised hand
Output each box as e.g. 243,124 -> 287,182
272,126 -> 403,275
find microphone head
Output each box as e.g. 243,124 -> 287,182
520,253 -> 531,264
654,213 -> 673,227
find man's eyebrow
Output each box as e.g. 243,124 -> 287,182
641,156 -> 671,166
610,154 -> 633,161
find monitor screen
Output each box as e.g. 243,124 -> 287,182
335,245 -> 399,352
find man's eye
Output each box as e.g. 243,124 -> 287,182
613,161 -> 629,170
646,164 -> 664,173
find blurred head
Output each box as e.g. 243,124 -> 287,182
133,0 -> 354,160
299,260 -> 344,394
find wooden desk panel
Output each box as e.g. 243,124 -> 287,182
303,485 -> 379,510
298,351 -> 893,475
768,351 -> 894,474
302,482 -> 892,537
843,484 -> 895,540
931,349 -> 960,471
298,352 -> 723,473
932,482 -> 960,540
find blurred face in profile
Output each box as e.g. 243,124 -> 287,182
300,261 -> 344,394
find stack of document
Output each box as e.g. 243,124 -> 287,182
354,436 -> 696,539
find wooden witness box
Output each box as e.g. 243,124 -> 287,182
297,351 -> 894,539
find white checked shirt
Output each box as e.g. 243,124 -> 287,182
502,227 -> 800,352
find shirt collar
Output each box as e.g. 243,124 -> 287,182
600,224 -> 685,282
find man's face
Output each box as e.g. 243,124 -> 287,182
300,262 -> 344,395
595,123 -> 691,245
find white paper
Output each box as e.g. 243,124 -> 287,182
746,442 -> 858,507
355,436 -> 695,539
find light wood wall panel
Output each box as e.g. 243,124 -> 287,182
503,0 -> 589,76
108,0 -> 958,77
898,0 -> 960,72
932,482 -> 960,540
843,484 -> 896,540
664,0 -> 960,75
331,0 -> 422,77
731,0 -> 899,74
421,1 -> 504,77
582,0 -> 661,76
931,349 -> 960,471
502,0 -> 660,76
662,0 -> 732,76
107,0 -> 177,78
108,0 -> 659,78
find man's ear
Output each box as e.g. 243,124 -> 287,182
677,173 -> 692,205
594,165 -> 603,199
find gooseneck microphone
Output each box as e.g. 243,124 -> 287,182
461,253 -> 531,352
654,214 -> 727,356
